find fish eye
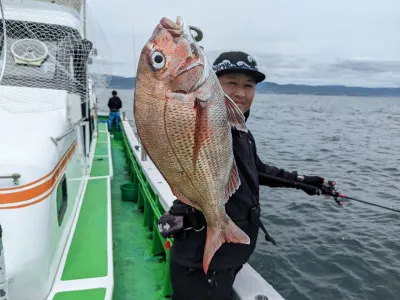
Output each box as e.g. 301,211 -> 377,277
151,51 -> 165,69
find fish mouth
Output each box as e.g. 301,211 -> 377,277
193,59 -> 209,90
160,17 -> 184,37
157,16 -> 210,91
173,57 -> 209,92
174,58 -> 202,77
174,41 -> 209,91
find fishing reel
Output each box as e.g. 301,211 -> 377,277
321,181 -> 343,207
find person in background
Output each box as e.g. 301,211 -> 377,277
107,90 -> 122,132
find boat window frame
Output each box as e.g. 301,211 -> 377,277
56,173 -> 68,226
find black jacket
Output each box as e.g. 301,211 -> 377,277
108,96 -> 122,112
170,112 -> 298,271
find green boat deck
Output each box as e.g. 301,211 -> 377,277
53,289 -> 106,300
62,177 -> 108,280
111,126 -> 169,299
52,121 -> 172,300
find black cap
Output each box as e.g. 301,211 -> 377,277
212,51 -> 266,83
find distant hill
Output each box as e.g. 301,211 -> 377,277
256,82 -> 400,97
108,76 -> 136,89
107,75 -> 400,97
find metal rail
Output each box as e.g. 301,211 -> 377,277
0,173 -> 21,185
51,118 -> 86,145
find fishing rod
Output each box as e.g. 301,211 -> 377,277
258,173 -> 400,213
319,181 -> 400,213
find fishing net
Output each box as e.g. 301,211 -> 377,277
85,3 -> 113,101
0,0 -> 111,113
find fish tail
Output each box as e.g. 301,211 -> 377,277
202,218 -> 250,274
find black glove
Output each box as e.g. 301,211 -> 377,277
297,175 -> 325,196
302,176 -> 324,187
157,200 -> 204,238
157,210 -> 184,238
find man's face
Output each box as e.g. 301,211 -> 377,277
218,73 -> 256,114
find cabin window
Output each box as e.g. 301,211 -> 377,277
56,174 -> 68,226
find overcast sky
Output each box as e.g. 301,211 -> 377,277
87,0 -> 400,87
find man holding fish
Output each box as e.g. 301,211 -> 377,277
134,16 -> 332,300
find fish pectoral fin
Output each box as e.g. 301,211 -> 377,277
224,93 -> 248,132
193,96 -> 211,169
224,159 -> 241,202
164,91 -> 208,171
203,218 -> 250,274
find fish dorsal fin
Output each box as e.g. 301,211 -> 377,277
224,93 -> 248,132
224,159 -> 241,203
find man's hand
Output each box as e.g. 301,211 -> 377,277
302,175 -> 325,187
297,175 -> 326,196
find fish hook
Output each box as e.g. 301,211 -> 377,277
189,25 -> 203,42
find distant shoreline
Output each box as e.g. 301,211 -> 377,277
102,75 -> 400,97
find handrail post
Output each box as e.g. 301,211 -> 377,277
0,225 -> 9,300
141,147 -> 147,161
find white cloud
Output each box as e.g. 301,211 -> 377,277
86,0 -> 400,87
